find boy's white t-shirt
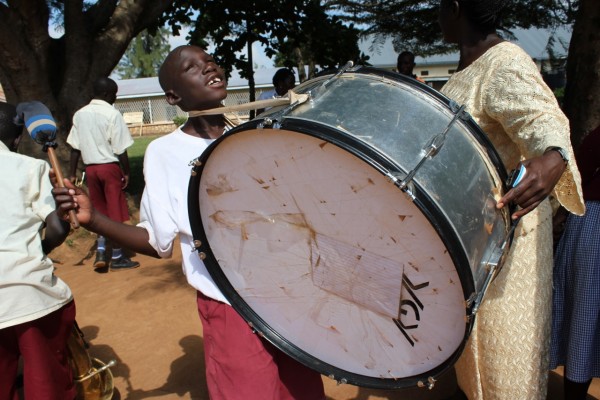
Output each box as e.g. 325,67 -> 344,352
0,142 -> 73,329
137,127 -> 230,304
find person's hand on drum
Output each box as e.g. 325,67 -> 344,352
50,169 -> 95,226
497,150 -> 567,220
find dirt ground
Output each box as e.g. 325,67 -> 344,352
49,230 -> 600,400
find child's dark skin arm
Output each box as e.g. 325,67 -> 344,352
69,149 -> 81,182
117,151 -> 131,189
42,211 -> 71,254
51,170 -> 160,258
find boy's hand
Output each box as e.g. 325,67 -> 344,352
496,150 -> 567,220
121,174 -> 129,190
50,169 -> 94,225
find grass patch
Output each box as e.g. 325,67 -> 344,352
126,135 -> 160,202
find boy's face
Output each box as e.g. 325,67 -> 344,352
275,75 -> 295,96
397,55 -> 415,76
164,47 -> 227,111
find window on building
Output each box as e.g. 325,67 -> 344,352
421,71 -> 429,76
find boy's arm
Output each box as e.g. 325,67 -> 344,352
117,151 -> 131,189
42,211 -> 71,254
69,149 -> 81,183
51,173 -> 159,258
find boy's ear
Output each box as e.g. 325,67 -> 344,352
165,90 -> 181,106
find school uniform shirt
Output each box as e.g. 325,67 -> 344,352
137,117 -> 238,304
67,99 -> 134,164
257,89 -> 277,101
0,142 -> 72,329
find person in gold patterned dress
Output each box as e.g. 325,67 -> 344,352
437,1 -> 585,399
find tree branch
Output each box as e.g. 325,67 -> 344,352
0,1 -> 53,100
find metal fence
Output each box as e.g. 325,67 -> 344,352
114,89 -> 269,124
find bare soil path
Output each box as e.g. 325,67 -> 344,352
50,232 -> 598,400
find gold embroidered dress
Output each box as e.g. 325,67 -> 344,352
441,41 -> 584,400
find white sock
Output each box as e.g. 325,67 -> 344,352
97,236 -> 106,252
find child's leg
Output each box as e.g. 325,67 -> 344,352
18,301 -> 76,400
564,377 -> 592,400
0,326 -> 20,400
197,291 -> 282,400
273,348 -> 325,400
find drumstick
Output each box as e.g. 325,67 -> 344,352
47,146 -> 80,229
15,101 -> 79,229
188,92 -> 309,117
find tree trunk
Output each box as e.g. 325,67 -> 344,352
563,0 -> 600,147
294,47 -> 306,82
0,0 -> 174,166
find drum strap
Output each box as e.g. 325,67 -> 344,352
188,91 -> 309,117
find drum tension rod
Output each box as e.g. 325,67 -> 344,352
418,376 -> 437,390
307,60 -> 355,101
75,359 -> 117,383
469,217 -> 521,319
396,104 -> 467,192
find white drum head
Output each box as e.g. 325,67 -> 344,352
190,125 -> 470,388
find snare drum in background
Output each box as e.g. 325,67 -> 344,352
188,68 -> 513,389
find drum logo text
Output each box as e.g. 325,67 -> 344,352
393,274 -> 429,346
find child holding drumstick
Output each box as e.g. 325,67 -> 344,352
52,45 -> 325,399
0,101 -> 76,399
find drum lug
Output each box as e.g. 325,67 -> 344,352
257,117 -> 282,130
465,292 -> 477,310
469,246 -> 505,318
247,321 -> 265,337
258,118 -> 273,128
327,374 -> 348,386
189,158 -> 202,176
386,172 -> 416,201
469,217 -> 521,318
188,157 -> 202,167
449,100 -> 470,121
192,239 -> 207,259
417,376 -> 437,390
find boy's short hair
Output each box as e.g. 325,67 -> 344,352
272,68 -> 295,86
93,77 -> 118,97
159,45 -> 200,92
0,102 -> 22,146
397,51 -> 415,63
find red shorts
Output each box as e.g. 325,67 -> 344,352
196,291 -> 325,400
0,301 -> 76,400
85,163 -> 129,222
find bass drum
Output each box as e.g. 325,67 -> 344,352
188,67 -> 512,389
